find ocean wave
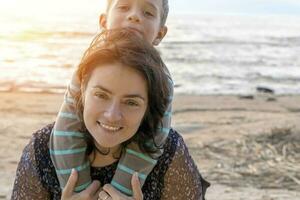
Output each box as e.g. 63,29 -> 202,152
248,74 -> 300,83
269,36 -> 300,46
0,81 -> 66,94
9,30 -> 93,41
162,38 -> 298,48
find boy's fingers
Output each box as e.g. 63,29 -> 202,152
102,184 -> 125,199
99,190 -> 113,200
84,180 -> 101,196
62,169 -> 78,197
131,172 -> 143,200
92,188 -> 102,200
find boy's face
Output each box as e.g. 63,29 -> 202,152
100,0 -> 167,46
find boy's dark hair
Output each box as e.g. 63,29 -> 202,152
107,0 -> 169,26
161,0 -> 169,26
75,29 -> 170,156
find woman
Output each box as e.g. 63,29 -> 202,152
11,30 -> 209,200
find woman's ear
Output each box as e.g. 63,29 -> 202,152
153,26 -> 168,46
99,14 -> 107,29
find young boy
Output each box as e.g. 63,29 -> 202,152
49,0 -> 173,195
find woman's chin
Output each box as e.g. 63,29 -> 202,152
93,135 -> 117,148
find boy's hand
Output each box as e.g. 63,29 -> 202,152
61,169 -> 101,200
99,172 -> 143,200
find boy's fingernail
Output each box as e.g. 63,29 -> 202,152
135,173 -> 141,184
134,172 -> 139,180
71,168 -> 75,174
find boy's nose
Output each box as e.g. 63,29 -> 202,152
103,102 -> 122,122
127,10 -> 141,23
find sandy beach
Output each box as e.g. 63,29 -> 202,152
1,91 -> 299,199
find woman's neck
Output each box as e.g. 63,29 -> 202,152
89,144 -> 122,167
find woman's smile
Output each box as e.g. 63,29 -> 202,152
96,121 -> 123,132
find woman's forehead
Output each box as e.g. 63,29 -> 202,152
88,63 -> 148,98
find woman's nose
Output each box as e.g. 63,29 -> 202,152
103,102 -> 122,122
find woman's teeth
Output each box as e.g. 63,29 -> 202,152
98,122 -> 121,131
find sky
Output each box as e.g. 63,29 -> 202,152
0,0 -> 300,16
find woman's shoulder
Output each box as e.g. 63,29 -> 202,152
156,128 -> 185,171
30,123 -> 55,166
163,128 -> 187,158
28,123 -> 61,194
146,129 -> 210,200
26,123 -> 54,162
141,129 -> 188,199
31,123 -> 54,145
20,123 -> 53,164
12,123 -> 60,199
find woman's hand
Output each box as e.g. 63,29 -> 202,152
61,169 -> 101,200
99,172 -> 143,200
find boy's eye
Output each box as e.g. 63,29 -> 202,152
144,10 -> 154,17
118,5 -> 129,11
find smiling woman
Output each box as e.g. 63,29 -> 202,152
82,63 -> 148,150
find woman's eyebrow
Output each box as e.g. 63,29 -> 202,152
92,85 -> 112,94
93,85 -> 146,101
124,94 -> 146,101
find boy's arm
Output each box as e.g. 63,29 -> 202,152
49,71 -> 91,192
154,75 -> 174,149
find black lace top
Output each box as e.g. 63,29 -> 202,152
11,123 -> 209,200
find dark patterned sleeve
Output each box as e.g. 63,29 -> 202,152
11,135 -> 51,200
161,136 -> 210,200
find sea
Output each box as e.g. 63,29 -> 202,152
1,13 -> 300,95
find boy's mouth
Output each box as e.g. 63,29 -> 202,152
127,27 -> 143,38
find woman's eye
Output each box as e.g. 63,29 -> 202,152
125,100 -> 139,107
95,92 -> 108,99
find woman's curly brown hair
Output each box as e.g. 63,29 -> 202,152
74,29 -> 171,157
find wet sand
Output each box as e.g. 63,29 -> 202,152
1,92 -> 300,199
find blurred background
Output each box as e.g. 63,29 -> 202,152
1,0 -> 300,95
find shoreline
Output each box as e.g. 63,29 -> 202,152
1,86 -> 300,96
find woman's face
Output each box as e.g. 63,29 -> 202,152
83,62 -> 148,149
